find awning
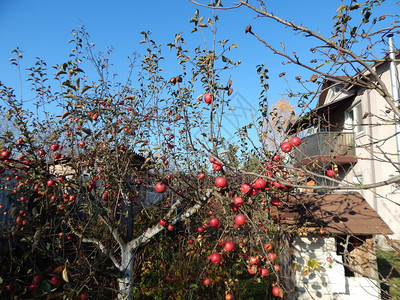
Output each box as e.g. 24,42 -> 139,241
275,192 -> 392,235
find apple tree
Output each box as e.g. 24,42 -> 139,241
0,18 -> 289,300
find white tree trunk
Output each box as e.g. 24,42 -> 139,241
117,247 -> 134,300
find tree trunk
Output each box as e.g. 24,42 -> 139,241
281,233 -> 296,300
117,247 -> 134,300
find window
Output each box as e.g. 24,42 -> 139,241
329,84 -> 343,101
345,102 -> 364,136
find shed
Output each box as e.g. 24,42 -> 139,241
274,192 -> 392,300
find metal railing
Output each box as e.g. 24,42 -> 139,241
294,132 -> 355,162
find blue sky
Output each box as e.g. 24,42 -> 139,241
0,0 -> 397,134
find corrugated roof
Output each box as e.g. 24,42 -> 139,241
276,192 -> 392,235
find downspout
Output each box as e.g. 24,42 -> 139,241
367,91 -> 378,210
388,35 -> 400,163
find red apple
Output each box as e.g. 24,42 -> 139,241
50,144 -> 59,151
258,268 -> 269,276
270,197 -> 280,206
215,177 -> 228,188
253,178 -> 267,190
210,253 -> 221,264
241,182 -> 251,194
272,154 -> 280,161
47,179 -> 55,187
248,265 -> 257,274
38,149 -> 46,156
209,217 -> 220,228
290,136 -> 301,146
212,162 -> 223,171
29,283 -> 39,291
267,253 -> 277,261
160,219 -> 168,226
155,182 -> 167,193
234,214 -> 246,226
327,257 -> 332,262
250,256 -> 259,265
248,187 -> 258,196
274,264 -> 281,271
233,196 -> 244,207
79,293 -> 89,300
281,142 -> 292,153
198,173 -> 205,179
263,243 -> 273,252
167,224 -> 174,231
203,277 -> 210,286
327,170 -> 336,177
225,293 -> 233,300
49,276 -> 61,286
1,150 -> 11,158
204,93 -> 213,104
224,241 -> 235,252
272,286 -> 282,297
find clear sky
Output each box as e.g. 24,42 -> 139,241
0,0 -> 397,138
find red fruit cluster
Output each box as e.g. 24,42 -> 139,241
280,136 -> 301,153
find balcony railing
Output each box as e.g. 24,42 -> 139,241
294,132 -> 356,164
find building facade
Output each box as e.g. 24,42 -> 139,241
290,58 -> 400,241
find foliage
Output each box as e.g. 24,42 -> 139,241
376,249 -> 400,300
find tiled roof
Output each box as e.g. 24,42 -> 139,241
276,192 -> 392,235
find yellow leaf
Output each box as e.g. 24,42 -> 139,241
62,268 -> 69,282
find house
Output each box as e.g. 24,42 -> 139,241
275,192 -> 392,300
287,53 -> 400,242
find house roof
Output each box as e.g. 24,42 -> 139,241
286,94 -> 355,134
276,192 -> 393,235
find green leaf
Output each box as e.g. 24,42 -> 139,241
41,282 -> 51,292
189,283 -> 198,289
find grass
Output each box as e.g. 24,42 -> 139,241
376,249 -> 400,299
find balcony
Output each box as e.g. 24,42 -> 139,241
294,132 -> 357,166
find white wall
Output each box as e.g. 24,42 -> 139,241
340,62 -> 400,241
293,236 -> 381,300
